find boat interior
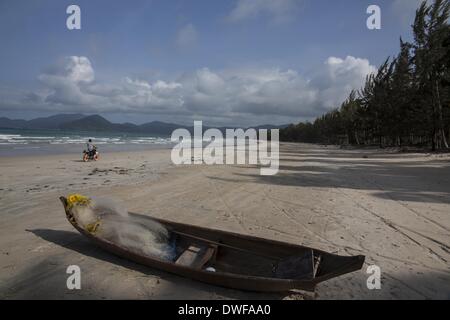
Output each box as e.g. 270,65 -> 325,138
171,231 -> 321,280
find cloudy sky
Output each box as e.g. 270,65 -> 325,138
0,0 -> 427,126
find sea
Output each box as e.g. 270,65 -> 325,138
0,128 -> 175,157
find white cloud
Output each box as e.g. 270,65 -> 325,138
43,56 -> 95,83
311,56 -> 376,110
176,23 -> 198,48
120,77 -> 183,111
36,56 -> 97,106
0,55 -> 376,125
227,0 -> 302,23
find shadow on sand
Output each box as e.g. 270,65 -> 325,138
218,145 -> 450,204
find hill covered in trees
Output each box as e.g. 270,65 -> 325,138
281,0 -> 450,151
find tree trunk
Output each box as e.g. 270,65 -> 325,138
435,80 -> 449,149
354,131 -> 360,145
432,128 -> 437,151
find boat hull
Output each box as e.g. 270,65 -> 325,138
60,197 -> 365,292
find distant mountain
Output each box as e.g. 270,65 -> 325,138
0,117 -> 27,129
139,121 -> 187,135
62,115 -> 121,131
0,114 -> 86,130
0,114 -> 288,135
61,115 -> 185,134
25,114 -> 86,129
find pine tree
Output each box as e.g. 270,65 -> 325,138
280,0 -> 450,150
391,39 -> 414,145
412,0 -> 450,149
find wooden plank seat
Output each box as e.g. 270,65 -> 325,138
175,244 -> 218,269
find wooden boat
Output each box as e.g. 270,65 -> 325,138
60,196 -> 365,292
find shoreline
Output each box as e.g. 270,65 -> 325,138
4,140 -> 450,158
0,143 -> 174,158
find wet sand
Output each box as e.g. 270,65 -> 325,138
0,143 -> 449,299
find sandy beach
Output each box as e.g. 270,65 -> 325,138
0,143 -> 449,299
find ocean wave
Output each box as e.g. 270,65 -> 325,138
0,132 -> 172,146
0,134 -> 22,139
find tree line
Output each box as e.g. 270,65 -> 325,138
280,0 -> 450,151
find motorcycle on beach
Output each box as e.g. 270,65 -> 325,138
82,147 -> 99,162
